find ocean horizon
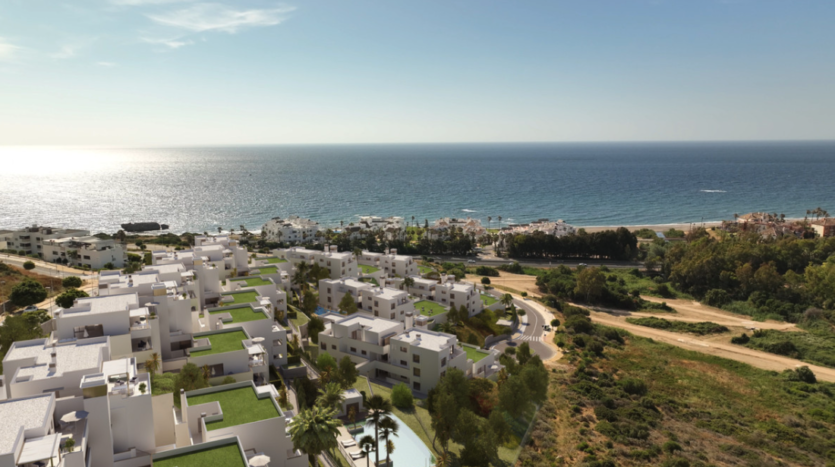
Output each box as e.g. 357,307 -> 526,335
2,141 -> 834,234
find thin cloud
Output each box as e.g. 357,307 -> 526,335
52,44 -> 79,59
111,0 -> 195,5
51,38 -> 97,59
146,3 -> 295,34
97,61 -> 118,67
141,37 -> 194,49
0,38 -> 21,61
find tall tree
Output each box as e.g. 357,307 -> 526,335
359,435 -> 375,467
337,356 -> 359,390
338,292 -> 358,315
365,395 -> 393,466
378,416 -> 399,466
288,405 -> 340,466
316,382 -> 345,412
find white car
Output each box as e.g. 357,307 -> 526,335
467,260 -> 476,263
23,306 -> 39,312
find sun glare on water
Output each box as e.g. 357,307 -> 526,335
0,146 -> 127,176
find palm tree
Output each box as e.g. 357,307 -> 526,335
201,365 -> 211,382
145,353 -> 161,377
439,321 -> 455,334
500,293 -> 513,309
288,405 -> 340,466
402,277 -> 415,291
217,226 -> 222,234
365,395 -> 392,466
292,269 -> 308,294
359,435 -> 376,467
316,382 -> 345,412
378,416 -> 399,466
497,215 -> 502,225
435,450 -> 452,467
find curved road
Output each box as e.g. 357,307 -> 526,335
486,290 -> 557,360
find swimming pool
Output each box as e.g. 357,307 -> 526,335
352,414 -> 433,467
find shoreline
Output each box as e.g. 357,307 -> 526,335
577,222 -> 723,234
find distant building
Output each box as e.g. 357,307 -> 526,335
426,217 -> 486,240
811,218 -> 835,237
261,216 -> 320,244
1,225 -> 126,268
277,245 -> 358,279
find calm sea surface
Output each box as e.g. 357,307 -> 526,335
1,142 -> 834,234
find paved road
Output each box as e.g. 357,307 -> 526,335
0,254 -> 91,278
431,255 -> 641,269
486,290 -> 557,360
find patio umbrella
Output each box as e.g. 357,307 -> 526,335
249,454 -> 271,466
252,337 -> 265,343
60,411 -> 89,424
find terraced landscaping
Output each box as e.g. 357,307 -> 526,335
222,291 -> 259,305
462,344 -> 490,362
187,386 -> 280,430
189,330 -> 248,357
415,300 -> 447,317
230,277 -> 272,287
358,264 -> 380,274
208,305 -> 268,323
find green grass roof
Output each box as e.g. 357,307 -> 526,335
418,265 -> 434,274
290,312 -> 310,327
252,266 -> 278,275
222,291 -> 259,305
415,300 -> 447,317
154,443 -> 247,467
462,344 -> 490,363
231,277 -> 273,287
358,264 -> 380,274
359,277 -> 379,286
481,294 -> 498,306
187,386 -> 280,430
190,330 -> 248,357
209,306 -> 268,323
266,257 -> 287,264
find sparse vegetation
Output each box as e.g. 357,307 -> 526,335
625,317 -> 729,336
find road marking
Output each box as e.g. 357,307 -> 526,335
516,335 -> 541,342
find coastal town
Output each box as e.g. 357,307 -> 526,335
0,208 -> 834,467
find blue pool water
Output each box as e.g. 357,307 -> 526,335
315,306 -> 332,316
352,414 -> 433,467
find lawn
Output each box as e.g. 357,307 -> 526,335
252,266 -> 278,275
359,277 -> 379,286
189,330 -> 248,357
290,311 -> 310,328
418,265 -> 434,274
266,257 -> 288,264
187,386 -> 280,430
222,291 -> 259,305
209,305 -> 268,323
414,300 -> 447,317
461,344 -> 490,362
358,264 -> 380,274
480,294 -> 498,306
154,443 -> 247,467
230,277 -> 272,287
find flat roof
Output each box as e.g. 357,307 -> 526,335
7,339 -> 108,381
0,394 -> 53,454
143,263 -> 186,275
221,291 -> 259,305
368,287 -> 407,300
337,314 -> 401,334
208,305 -> 269,323
414,300 -> 447,317
251,266 -> 278,275
187,386 -> 280,431
190,330 -> 248,357
230,276 -> 273,287
66,294 -> 138,315
394,329 -> 455,352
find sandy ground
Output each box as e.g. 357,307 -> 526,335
578,222 -> 722,234
582,298 -> 835,382
465,271 -> 542,298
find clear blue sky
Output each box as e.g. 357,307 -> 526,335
1,0 -> 833,145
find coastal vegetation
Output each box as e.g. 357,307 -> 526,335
526,301 -> 835,467
625,317 -> 729,336
502,227 -> 638,260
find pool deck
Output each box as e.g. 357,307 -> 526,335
337,425 -> 366,466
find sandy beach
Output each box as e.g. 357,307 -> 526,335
578,221 -> 723,234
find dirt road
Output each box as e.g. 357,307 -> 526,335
637,297 -> 798,331
585,299 -> 835,382
465,271 -> 542,297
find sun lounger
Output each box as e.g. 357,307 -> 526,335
341,439 -> 356,448
350,451 -> 364,460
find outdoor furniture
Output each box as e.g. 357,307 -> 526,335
341,439 -> 356,448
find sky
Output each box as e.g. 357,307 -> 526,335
0,0 -> 833,146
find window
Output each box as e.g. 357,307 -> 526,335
374,301 -> 379,307
441,371 -> 446,377
332,345 -> 336,350
413,382 -> 421,391
400,347 -> 407,352
320,342 -> 326,350
413,368 -> 421,376
412,354 -> 420,363
451,293 -> 455,299
441,357 -> 447,366
361,350 -> 367,355
390,303 -> 395,310
327,297 -> 331,303
350,347 -> 357,353
390,314 -> 395,319
327,288 -> 331,293
400,360 -> 407,366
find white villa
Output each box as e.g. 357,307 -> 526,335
425,217 -> 487,240
358,249 -> 418,278
277,245 -> 358,279
496,219 -> 576,248
261,216 -> 320,244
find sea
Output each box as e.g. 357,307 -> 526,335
1,142 -> 834,234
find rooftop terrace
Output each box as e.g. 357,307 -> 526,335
481,294 -> 498,306
462,344 -> 490,362
154,442 -> 247,467
358,264 -> 380,274
190,330 -> 248,357
231,277 -> 273,287
415,300 -> 447,317
209,305 -> 269,324
266,257 -> 288,264
221,291 -> 259,305
251,266 -> 278,275
187,386 -> 280,431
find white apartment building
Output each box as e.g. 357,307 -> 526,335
357,286 -> 415,322
359,249 -> 418,277
433,277 -> 483,318
186,327 -> 272,386
318,314 -> 499,394
426,217 -> 487,240
406,276 -> 438,298
152,235 -> 250,279
1,226 -> 88,257
197,302 -> 289,370
261,216 -> 320,244
278,245 -> 358,279
52,293 -> 161,365
496,219 -> 577,248
177,381 -> 305,466
42,236 -> 127,269
357,216 -> 406,241
318,278 -> 372,311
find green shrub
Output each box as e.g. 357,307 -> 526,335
23,261 -> 35,270
620,378 -> 648,396
391,382 -> 414,408
662,440 -> 682,453
62,276 -> 82,288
